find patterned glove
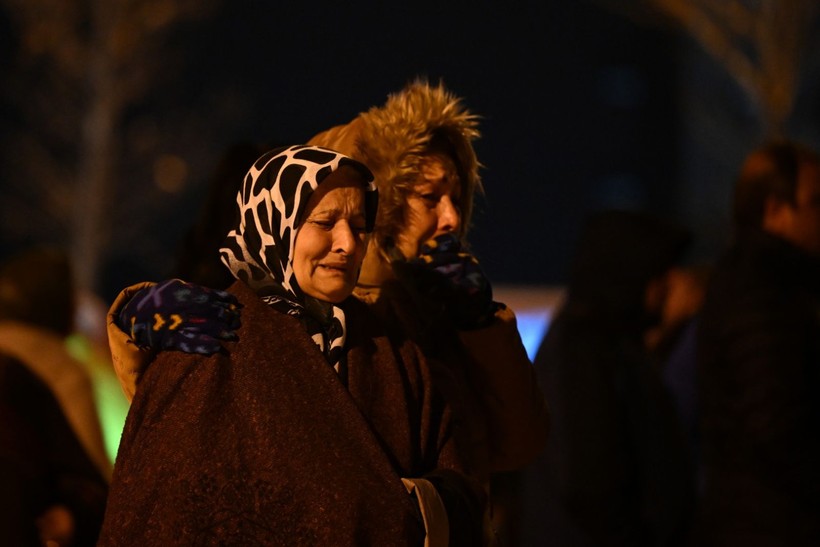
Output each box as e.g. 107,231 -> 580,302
117,279 -> 242,355
400,233 -> 499,330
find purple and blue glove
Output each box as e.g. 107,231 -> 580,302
397,233 -> 500,330
117,279 -> 241,355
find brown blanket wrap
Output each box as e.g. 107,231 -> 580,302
99,281 -> 464,546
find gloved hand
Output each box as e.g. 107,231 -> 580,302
117,279 -> 242,355
397,233 -> 499,330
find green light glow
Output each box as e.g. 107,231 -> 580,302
65,333 -> 129,463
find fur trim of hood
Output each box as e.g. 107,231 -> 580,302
308,79 -> 482,253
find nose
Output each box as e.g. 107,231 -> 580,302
333,221 -> 358,255
437,196 -> 461,234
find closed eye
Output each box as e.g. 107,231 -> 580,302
415,192 -> 440,208
309,219 -> 334,229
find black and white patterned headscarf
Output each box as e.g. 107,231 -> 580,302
220,145 -> 376,370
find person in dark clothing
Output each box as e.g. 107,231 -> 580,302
0,353 -> 108,547
518,209 -> 695,547
695,139 -> 820,546
0,246 -> 112,479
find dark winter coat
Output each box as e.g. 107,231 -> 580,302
98,280 -> 477,546
695,230 -> 820,546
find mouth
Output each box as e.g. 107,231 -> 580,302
318,262 -> 349,274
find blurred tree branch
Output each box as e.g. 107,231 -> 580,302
0,0 -> 216,293
596,0 -> 820,138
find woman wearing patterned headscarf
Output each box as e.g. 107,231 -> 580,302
98,146 -> 484,546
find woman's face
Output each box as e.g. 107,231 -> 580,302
394,152 -> 462,259
293,166 -> 369,303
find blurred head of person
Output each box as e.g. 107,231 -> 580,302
173,141 -> 269,289
0,246 -> 75,336
565,209 -> 692,333
734,139 -> 820,256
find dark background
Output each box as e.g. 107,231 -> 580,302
166,0 -> 683,285
3,1 -> 820,302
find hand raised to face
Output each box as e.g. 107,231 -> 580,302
395,233 -> 499,330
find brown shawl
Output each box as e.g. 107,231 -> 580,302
99,281 -> 464,546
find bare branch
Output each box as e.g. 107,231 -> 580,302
1,0 -> 220,291
650,0 -> 764,112
600,0 -> 820,136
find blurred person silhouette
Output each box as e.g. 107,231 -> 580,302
171,141 -> 269,289
106,80 -> 549,542
695,139 -> 820,546
0,246 -> 112,480
0,353 -> 108,546
517,209 -> 695,547
98,145 -> 486,546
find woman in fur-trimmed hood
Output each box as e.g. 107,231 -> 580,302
310,79 -> 549,485
309,79 -> 483,279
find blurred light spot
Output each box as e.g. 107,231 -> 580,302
65,333 -> 129,463
154,154 -> 189,193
